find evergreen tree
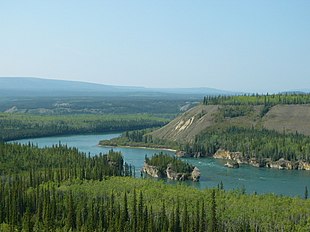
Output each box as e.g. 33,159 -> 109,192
22,207 -> 33,232
138,191 -> 144,232
131,189 -> 137,231
210,190 -> 217,232
181,201 -> 189,232
66,191 -> 76,231
194,200 -> 200,232
159,201 -> 168,232
199,201 -> 207,232
175,200 -> 181,232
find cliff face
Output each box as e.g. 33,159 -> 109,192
191,167 -> 201,182
224,161 -> 239,168
166,165 -> 188,181
142,163 -> 162,178
142,162 -> 200,181
213,149 -> 310,170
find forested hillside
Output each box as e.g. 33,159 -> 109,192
104,94 -> 310,170
0,142 -> 309,231
0,113 -> 167,141
191,127 -> 310,163
152,94 -> 310,143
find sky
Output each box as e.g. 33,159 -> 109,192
0,0 -> 309,93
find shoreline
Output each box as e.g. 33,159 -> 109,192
213,149 -> 310,171
98,144 -> 177,153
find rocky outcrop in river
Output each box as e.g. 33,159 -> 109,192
191,167 -> 200,181
142,162 -> 200,181
142,163 -> 162,178
214,149 -> 310,170
224,161 -> 239,168
176,150 -> 204,158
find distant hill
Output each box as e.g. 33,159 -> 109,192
151,87 -> 239,95
0,77 -> 239,97
0,77 -> 141,96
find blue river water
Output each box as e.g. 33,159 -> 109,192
13,133 -> 310,197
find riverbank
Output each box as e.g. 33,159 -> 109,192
98,144 -> 177,153
101,140 -> 310,171
12,133 -> 310,197
213,149 -> 310,170
176,149 -> 310,171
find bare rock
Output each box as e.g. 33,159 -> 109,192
298,161 -> 310,170
142,162 -> 162,178
191,167 -> 201,182
224,161 -> 239,168
176,151 -> 191,158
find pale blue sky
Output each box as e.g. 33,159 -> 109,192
0,0 -> 309,92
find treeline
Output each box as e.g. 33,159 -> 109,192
0,142 -> 134,181
186,126 -> 310,162
145,153 -> 194,174
203,93 -> 310,106
100,129 -> 179,150
0,143 -> 309,231
0,113 -> 168,141
1,176 -> 309,231
0,178 -> 214,232
102,125 -> 310,163
124,129 -> 154,143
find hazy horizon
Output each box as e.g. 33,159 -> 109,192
1,1 -> 309,93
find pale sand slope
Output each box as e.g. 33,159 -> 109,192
151,104 -> 310,143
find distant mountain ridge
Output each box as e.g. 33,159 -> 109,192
0,77 -> 239,97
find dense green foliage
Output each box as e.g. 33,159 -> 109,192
0,142 -> 133,179
0,142 -> 309,231
124,129 -> 155,143
203,93 -> 310,106
100,128 -> 179,150
184,127 -> 310,162
145,153 -> 194,175
0,113 -> 168,141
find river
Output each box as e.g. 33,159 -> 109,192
13,133 -> 310,197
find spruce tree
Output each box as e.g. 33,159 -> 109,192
181,201 -> 188,232
132,189 -> 137,231
199,201 -> 207,232
138,191 -> 144,231
22,207 -> 33,232
66,191 -> 76,231
210,190 -> 217,232
175,200 -> 181,232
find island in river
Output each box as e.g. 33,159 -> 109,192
100,133 -> 310,171
142,153 -> 200,182
12,133 -> 310,197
